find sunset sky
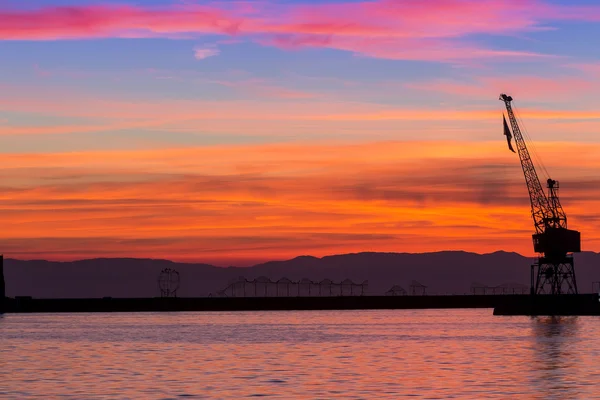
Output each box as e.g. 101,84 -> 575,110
1,0 -> 600,265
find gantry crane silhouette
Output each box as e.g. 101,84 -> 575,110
500,94 -> 581,295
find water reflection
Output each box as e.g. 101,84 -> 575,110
529,316 -> 585,399
1,310 -> 600,399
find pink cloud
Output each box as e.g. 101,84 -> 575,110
0,5 -> 242,40
265,34 -> 333,50
565,63 -> 600,77
272,0 -> 540,38
32,63 -> 52,77
3,1 -> 600,63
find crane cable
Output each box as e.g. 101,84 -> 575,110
512,100 -> 551,182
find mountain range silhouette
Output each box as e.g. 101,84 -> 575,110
4,251 -> 600,298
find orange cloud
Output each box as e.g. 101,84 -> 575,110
1,141 -> 599,264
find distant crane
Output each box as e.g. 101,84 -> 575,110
499,94 -> 581,295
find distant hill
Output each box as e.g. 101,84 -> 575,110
3,251 -> 600,298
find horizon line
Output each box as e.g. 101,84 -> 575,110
4,249 -> 597,268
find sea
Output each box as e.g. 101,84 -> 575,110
1,309 -> 599,399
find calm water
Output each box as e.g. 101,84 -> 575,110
1,309 -> 600,399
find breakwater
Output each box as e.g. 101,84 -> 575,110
5,294 -> 508,313
3,294 -> 599,314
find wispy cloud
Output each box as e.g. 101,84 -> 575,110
194,44 -> 220,60
405,75 -> 596,102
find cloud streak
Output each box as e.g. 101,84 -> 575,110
4,82 -> 600,138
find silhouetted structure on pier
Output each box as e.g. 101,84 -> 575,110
385,285 -> 407,296
215,277 -> 368,297
471,281 -> 529,295
409,280 -> 427,296
158,268 -> 180,298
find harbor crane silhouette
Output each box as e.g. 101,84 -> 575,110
500,94 -> 581,295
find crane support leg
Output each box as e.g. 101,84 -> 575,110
533,256 -> 578,295
530,264 -> 535,295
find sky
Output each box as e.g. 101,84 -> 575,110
1,0 -> 600,265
